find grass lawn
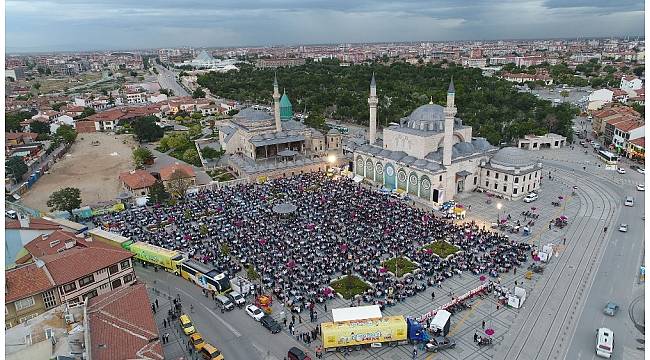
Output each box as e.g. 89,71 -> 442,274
382,257 -> 418,277
207,168 -> 235,182
423,241 -> 460,258
330,275 -> 370,299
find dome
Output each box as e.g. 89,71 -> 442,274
280,93 -> 293,121
490,147 -> 534,168
403,104 -> 445,132
234,107 -> 273,121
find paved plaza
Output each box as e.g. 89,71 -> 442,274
135,142 -> 643,360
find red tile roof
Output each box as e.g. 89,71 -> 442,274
614,119 -> 644,132
40,246 -> 132,285
159,163 -> 195,181
630,137 -> 645,147
6,263 -> 55,303
88,283 -> 163,360
119,170 -> 157,190
6,217 -> 62,230
24,230 -> 82,258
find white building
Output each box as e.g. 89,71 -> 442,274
620,75 -> 643,91
479,147 -> 543,200
588,89 -> 614,110
49,115 -> 75,133
517,133 -> 567,150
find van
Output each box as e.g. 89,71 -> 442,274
625,196 -> 634,207
595,327 -> 614,358
5,210 -> 17,219
198,343 -> 224,360
190,333 -> 206,351
216,295 -> 234,311
179,314 -> 196,335
228,291 -> 246,306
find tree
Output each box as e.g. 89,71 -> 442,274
6,111 -> 33,132
30,120 -> 50,134
32,82 -> 41,91
6,156 -> 28,181
633,66 -> 644,77
148,180 -> 170,204
306,113 -> 326,130
80,107 -> 96,118
191,112 -> 203,120
192,87 -> 206,99
55,125 -> 77,143
47,187 -> 82,215
201,146 -> 223,159
132,147 -> 154,168
220,243 -> 230,256
560,90 -> 569,98
226,109 -> 239,116
167,169 -> 192,198
132,116 -> 164,142
189,124 -> 203,139
51,102 -> 66,111
246,265 -> 260,281
182,148 -> 201,166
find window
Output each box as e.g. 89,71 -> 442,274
15,297 -> 35,311
83,290 -> 98,300
513,188 -> 518,195
43,290 -> 57,309
439,175 -> 443,182
495,173 -> 499,179
494,183 -> 498,190
473,176 -> 477,185
123,274 -> 134,284
515,177 -> 519,183
99,283 -> 110,291
486,170 -> 490,176
503,185 -> 507,192
120,260 -> 131,270
45,328 -> 54,339
62,282 -> 77,294
79,274 -> 95,287
111,279 -> 122,290
504,175 -> 508,181
485,181 -> 489,187
109,264 -> 119,275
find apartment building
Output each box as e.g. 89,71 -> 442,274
5,263 -> 60,328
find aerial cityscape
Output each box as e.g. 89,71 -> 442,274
3,1 -> 645,360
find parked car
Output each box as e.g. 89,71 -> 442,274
287,347 -> 311,360
625,196 -> 634,207
425,336 -> 457,352
618,224 -> 628,232
523,192 -> 538,203
179,314 -> 196,335
617,168 -> 626,174
603,302 -> 619,316
189,333 -> 206,351
5,210 -> 17,219
637,167 -> 645,174
637,184 -> 645,191
245,304 -> 265,321
228,291 -> 246,306
260,315 -> 282,334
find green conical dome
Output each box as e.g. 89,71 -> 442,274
280,92 -> 293,121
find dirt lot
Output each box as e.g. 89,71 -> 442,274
21,133 -> 137,212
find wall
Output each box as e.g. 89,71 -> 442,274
58,258 -> 135,304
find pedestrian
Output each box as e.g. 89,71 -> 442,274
283,318 -> 287,327
431,291 -> 435,300
152,303 -> 156,314
292,313 -> 295,323
515,280 -> 518,286
513,268 -> 516,275
298,313 -> 302,323
412,347 -> 417,359
548,222 -> 552,230
496,305 -> 500,311
563,237 -> 566,245
155,299 -> 159,309
190,304 -> 194,313
474,332 -> 478,342
482,320 -> 485,329
163,319 -> 167,328
324,302 -> 327,311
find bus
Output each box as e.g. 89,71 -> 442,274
88,228 -> 133,249
128,241 -> 185,275
597,150 -> 618,169
180,259 -> 231,294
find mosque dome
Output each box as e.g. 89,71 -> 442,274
403,104 -> 445,132
490,147 -> 534,168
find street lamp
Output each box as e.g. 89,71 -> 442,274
496,202 -> 503,223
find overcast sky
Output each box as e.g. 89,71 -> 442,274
5,0 -> 645,52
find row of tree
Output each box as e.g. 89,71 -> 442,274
198,60 -> 577,145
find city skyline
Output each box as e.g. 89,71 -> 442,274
6,0 -> 645,52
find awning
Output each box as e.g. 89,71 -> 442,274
353,175 -> 363,183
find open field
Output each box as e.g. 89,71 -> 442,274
28,72 -> 103,94
21,133 -> 137,212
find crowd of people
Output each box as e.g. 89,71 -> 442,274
94,172 -> 530,311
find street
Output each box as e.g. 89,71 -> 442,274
156,65 -> 190,97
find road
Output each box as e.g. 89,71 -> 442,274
156,65 -> 189,97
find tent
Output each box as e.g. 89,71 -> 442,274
352,175 -> 364,183
507,286 -> 527,308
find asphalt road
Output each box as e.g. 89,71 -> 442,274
156,65 -> 189,97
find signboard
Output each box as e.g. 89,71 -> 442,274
321,316 -> 407,349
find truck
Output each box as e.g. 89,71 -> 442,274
230,275 -> 252,295
320,315 -> 428,352
127,241 -> 185,274
429,310 -> 451,336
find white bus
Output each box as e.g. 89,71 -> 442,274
595,327 -> 614,358
597,150 -> 618,169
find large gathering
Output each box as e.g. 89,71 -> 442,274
93,172 -> 531,310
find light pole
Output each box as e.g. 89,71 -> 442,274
496,202 -> 503,224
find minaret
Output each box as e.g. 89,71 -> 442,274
442,78 -> 457,166
368,73 -> 378,145
273,73 -> 282,132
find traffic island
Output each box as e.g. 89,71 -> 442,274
423,241 -> 461,259
330,275 -> 371,300
382,256 -> 418,278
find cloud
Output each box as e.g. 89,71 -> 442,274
5,0 -> 645,52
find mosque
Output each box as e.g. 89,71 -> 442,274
353,75 -> 543,205
218,76 -> 343,181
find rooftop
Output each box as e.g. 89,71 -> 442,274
6,217 -> 62,231
118,169 -> 157,190
6,263 -> 54,303
23,230 -> 81,259
159,163 -> 196,181
40,245 -> 132,285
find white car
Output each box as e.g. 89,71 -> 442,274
245,304 -> 265,321
617,168 -> 626,174
637,184 -> 645,191
523,193 -> 538,203
637,168 -> 645,174
618,224 -> 628,232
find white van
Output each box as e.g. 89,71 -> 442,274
595,327 -> 614,358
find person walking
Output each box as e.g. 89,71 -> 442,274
155,299 -> 159,309
163,319 -> 167,328
482,320 -> 485,329
431,291 -> 435,300
152,303 -> 156,314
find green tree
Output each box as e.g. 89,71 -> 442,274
189,124 -> 203,139
201,146 -> 223,159
226,109 -> 239,116
132,116 -> 164,142
191,112 -> 203,120
55,125 -> 77,143
6,156 -> 28,181
148,180 -> 170,204
192,87 -> 206,99
32,82 -> 41,91
6,111 -> 33,132
80,107 -> 96,118
167,169 -> 192,198
633,66 -> 644,77
246,265 -> 260,281
560,90 -> 569,98
51,102 -> 66,111
220,243 -> 230,256
47,187 -> 82,215
306,113 -> 326,130
132,147 -> 154,168
182,148 -> 201,166
30,120 -> 50,134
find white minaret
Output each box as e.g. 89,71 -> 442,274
368,73 -> 378,145
442,78 -> 456,167
273,73 -> 282,132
